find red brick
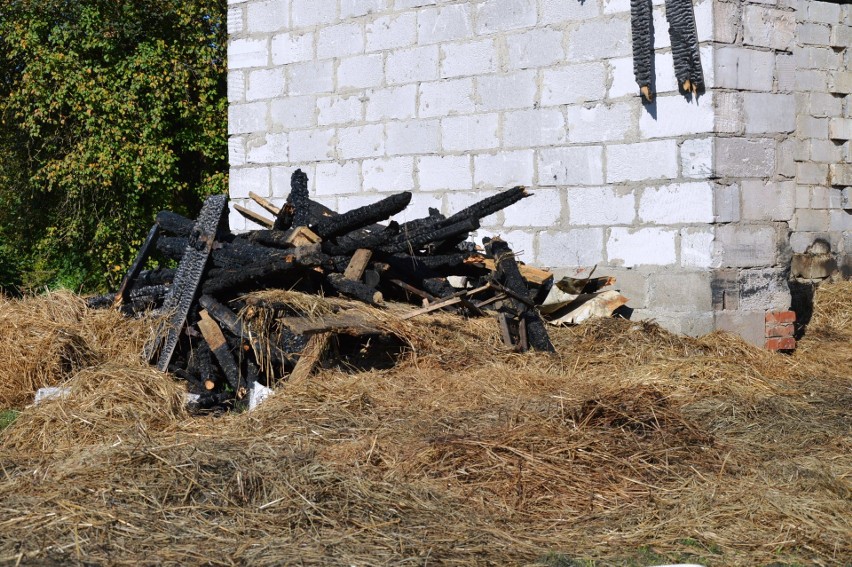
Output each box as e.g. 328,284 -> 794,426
766,323 -> 794,338
765,310 -> 796,324
766,337 -> 796,351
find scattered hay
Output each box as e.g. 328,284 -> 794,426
0,283 -> 849,566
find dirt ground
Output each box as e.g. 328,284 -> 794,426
0,282 -> 849,566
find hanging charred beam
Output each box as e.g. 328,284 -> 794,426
666,0 -> 704,93
325,272 -> 384,305
156,211 -> 195,237
486,237 -> 555,353
143,194 -> 228,371
631,0 -> 655,102
311,192 -> 412,240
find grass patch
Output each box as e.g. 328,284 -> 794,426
0,409 -> 18,430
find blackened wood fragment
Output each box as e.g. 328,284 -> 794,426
323,222 -> 400,256
311,192 -> 412,240
496,313 -> 515,348
144,195 -> 228,371
114,224 -> 160,308
631,0 -> 655,101
381,218 -> 480,254
280,312 -> 382,336
486,237 -> 555,353
156,211 -> 194,237
666,0 -> 703,92
135,268 -> 175,287
326,273 -> 384,305
198,310 -> 244,397
203,256 -> 297,296
156,236 -> 187,261
247,229 -> 296,249
199,295 -> 249,338
283,169 -> 311,229
441,186 -> 528,227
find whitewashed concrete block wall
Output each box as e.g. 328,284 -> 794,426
227,0 -> 851,343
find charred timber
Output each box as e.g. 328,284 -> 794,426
441,186 -> 528,228
666,0 -> 703,92
312,192 -> 411,240
323,222 -> 400,256
486,238 -> 555,353
381,218 -> 480,254
156,211 -> 195,237
326,273 -> 384,305
631,0 -> 654,101
113,224 -> 160,308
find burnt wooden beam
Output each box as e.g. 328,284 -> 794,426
666,0 -> 703,93
326,272 -> 384,305
631,0 -> 655,102
156,236 -> 187,261
279,312 -> 382,336
486,237 -> 555,353
113,224 -> 160,309
311,192 -> 412,240
440,186 -> 529,227
381,217 -> 480,254
323,222 -> 400,256
289,332 -> 332,384
197,310 -> 245,398
156,211 -> 194,237
144,194 -> 228,371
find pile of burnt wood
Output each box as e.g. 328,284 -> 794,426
89,169 -> 617,411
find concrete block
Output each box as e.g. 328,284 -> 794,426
497,230 -> 536,262
246,132 -> 288,164
228,101 -> 267,134
473,150 -> 535,188
798,22 -> 831,45
340,0 -> 388,19
227,70 -> 245,104
795,69 -> 828,92
317,95 -> 363,126
797,163 -> 829,186
738,268 -> 792,311
365,85 -> 417,121
444,190 -> 501,225
315,162 -> 361,197
743,93 -> 795,134
714,183 -> 740,223
713,0 -> 741,44
807,0 -> 841,24
809,139 -> 843,164
338,54 -> 384,90
291,0 -> 337,28
638,182 -> 715,224
387,45 -> 439,85
537,146 -> 604,186
246,0 -> 288,34
606,140 -> 678,183
417,4 -> 474,45
829,72 -> 852,95
648,272 -> 712,312
843,187 -> 852,209
366,12 -> 417,52
271,32 -> 314,66
714,310 -> 766,348
288,128 -> 335,162
775,53 -> 796,93
362,157 -> 415,192
715,224 -> 777,267
419,78 -> 475,117
566,187 -> 635,226
539,229 -> 605,268
715,92 -> 742,134
337,124 -> 385,159
638,311 -> 715,338
270,96 -> 317,129
741,180 -> 795,222
595,267 -> 648,309
639,94 -> 714,139
228,7 -> 244,35
541,63 -> 608,106
543,0 -> 601,21
566,16 -> 631,62
714,138 -> 775,178
475,0 -> 537,34
385,119 -> 440,155
287,60 -> 334,96
506,27 -> 564,70
798,115 -> 829,139
391,192 -> 444,224
230,167 -> 270,199
476,70 -> 537,111
711,267 -> 739,311
830,24 -> 852,47
503,188 -> 562,227
829,209 -> 852,231
789,232 -> 831,254
565,103 -> 633,144
829,118 -> 852,141
714,47 -> 775,91
791,253 -> 837,279
776,138 -> 797,178
442,114 -> 500,152
504,108 -> 567,148
608,56 -> 640,100
681,227 -> 717,269
417,155 -> 472,191
607,227 -> 677,267
441,39 -> 498,78
743,6 -> 795,51
681,138 -> 713,179
808,92 -> 843,118
246,68 -> 286,102
229,137 -> 246,167
229,38 -> 268,69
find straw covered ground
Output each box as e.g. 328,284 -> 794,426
0,283 -> 850,566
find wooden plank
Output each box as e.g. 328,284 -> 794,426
197,310 -> 245,398
234,203 -> 274,228
279,313 -> 382,336
285,226 -> 322,247
388,278 -> 437,304
398,297 -> 462,321
496,313 -> 514,348
343,249 -> 373,281
472,258 -> 553,286
289,332 -> 332,384
249,191 -> 281,216
113,223 -> 159,308
517,317 -> 529,352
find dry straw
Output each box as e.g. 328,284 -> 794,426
0,283 -> 849,566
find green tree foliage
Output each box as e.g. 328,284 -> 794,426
0,0 -> 227,292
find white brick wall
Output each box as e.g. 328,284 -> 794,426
227,0 -> 845,339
